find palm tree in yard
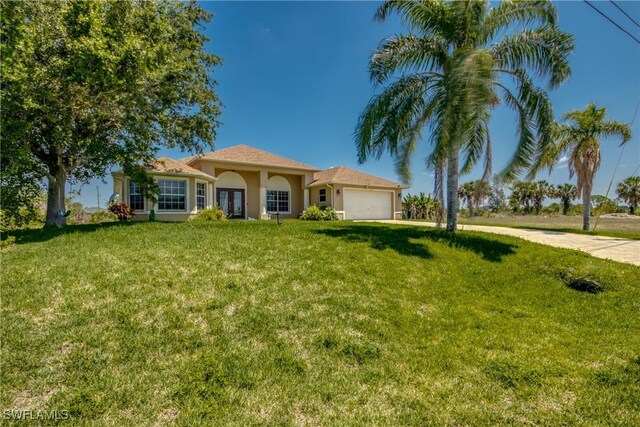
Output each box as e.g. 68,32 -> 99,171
552,183 -> 577,215
616,176 -> 640,215
532,103 -> 632,230
355,0 -> 574,231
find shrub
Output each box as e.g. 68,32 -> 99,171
0,235 -> 16,249
300,205 -> 338,221
88,211 -> 118,224
190,207 -> 227,222
108,203 -> 134,221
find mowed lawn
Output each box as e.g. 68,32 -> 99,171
1,221 -> 639,425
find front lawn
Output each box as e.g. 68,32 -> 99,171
1,221 -> 638,425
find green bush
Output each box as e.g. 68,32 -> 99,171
190,207 -> 227,222
0,235 -> 16,249
88,211 -> 118,224
300,205 -> 338,221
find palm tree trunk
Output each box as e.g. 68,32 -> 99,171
582,184 -> 591,231
434,161 -> 445,228
446,147 -> 459,232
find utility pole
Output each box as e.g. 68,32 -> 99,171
97,186 -> 101,210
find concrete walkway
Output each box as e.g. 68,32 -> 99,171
362,220 -> 640,266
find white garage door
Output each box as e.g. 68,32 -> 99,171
343,189 -> 392,220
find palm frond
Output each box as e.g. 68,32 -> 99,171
600,120 -> 632,145
370,35 -> 447,84
483,0 -> 556,43
375,0 -> 449,36
492,25 -> 573,88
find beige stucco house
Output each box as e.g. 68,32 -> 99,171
112,145 -> 407,221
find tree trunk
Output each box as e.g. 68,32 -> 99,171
562,199 -> 570,215
434,161 -> 445,228
446,147 -> 459,232
582,185 -> 591,231
630,204 -> 636,215
45,169 -> 68,227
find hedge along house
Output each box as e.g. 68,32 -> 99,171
112,145 -> 407,220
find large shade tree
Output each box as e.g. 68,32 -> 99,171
355,0 -> 573,231
616,176 -> 640,215
1,0 -> 222,226
532,103 -> 632,230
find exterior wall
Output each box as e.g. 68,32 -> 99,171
267,172 -> 304,218
309,185 -> 332,207
112,173 -> 213,222
190,159 -> 311,220
213,168 -> 260,219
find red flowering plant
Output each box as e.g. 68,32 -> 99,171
108,203 -> 134,221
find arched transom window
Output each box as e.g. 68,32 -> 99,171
266,176 -> 290,213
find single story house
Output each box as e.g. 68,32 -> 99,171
112,144 -> 407,220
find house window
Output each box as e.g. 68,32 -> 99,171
129,181 -> 144,211
157,179 -> 186,211
319,188 -> 327,204
267,190 -> 289,213
196,182 -> 206,210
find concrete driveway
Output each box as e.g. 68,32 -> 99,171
362,220 -> 640,266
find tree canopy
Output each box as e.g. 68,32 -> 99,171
1,0 -> 222,226
355,0 -> 574,231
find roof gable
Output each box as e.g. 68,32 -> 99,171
148,157 -> 214,180
188,144 -> 319,171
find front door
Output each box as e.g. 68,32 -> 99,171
217,188 -> 245,219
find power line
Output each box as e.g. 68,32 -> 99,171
583,0 -> 640,45
610,1 -> 640,29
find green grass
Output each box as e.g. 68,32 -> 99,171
1,221 -> 639,425
456,215 -> 640,239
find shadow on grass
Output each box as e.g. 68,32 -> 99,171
2,221 -> 139,245
315,224 -> 518,262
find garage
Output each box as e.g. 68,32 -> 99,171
343,189 -> 393,220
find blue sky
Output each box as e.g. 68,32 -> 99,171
77,0 -> 640,207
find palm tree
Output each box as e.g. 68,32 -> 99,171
510,180 -> 536,214
355,0 -> 573,231
458,181 -> 475,216
617,176 -> 640,215
551,183 -> 577,215
532,103 -> 632,230
531,180 -> 552,214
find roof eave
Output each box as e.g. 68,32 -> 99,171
111,169 -> 216,181
307,180 -> 408,189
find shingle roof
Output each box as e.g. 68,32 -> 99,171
309,166 -> 407,189
148,157 -> 215,180
188,144 -> 319,171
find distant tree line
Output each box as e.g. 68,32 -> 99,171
402,174 -> 639,220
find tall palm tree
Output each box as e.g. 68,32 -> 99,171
532,103 -> 632,229
551,183 -> 577,215
355,0 -> 573,231
616,176 -> 640,215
